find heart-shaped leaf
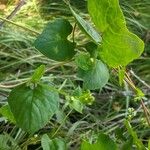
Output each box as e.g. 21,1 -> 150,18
78,60 -> 109,90
34,19 -> 76,61
88,0 -> 144,67
99,29 -> 144,67
8,84 -> 59,133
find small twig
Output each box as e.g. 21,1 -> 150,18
0,0 -> 27,28
0,16 -> 39,34
141,100 -> 150,126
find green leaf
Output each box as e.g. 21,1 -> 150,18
72,86 -> 82,97
41,134 -> 67,150
81,140 -> 92,150
69,96 -> 84,113
88,0 -> 144,67
34,19 -> 76,61
8,84 -> 59,133
81,133 -> 118,150
0,104 -> 15,123
31,65 -> 45,83
69,5 -> 101,44
88,0 -> 126,33
75,52 -> 95,71
135,88 -> 145,102
78,60 -> 109,90
99,30 -> 144,67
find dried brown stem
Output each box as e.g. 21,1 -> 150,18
0,0 -> 27,28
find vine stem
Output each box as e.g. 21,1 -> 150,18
52,109 -> 73,138
0,16 -> 40,35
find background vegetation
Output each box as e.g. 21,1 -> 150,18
0,0 -> 150,149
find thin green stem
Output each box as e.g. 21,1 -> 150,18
52,109 -> 73,138
141,100 -> 150,126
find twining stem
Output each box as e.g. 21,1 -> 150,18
124,71 -> 150,126
141,100 -> 150,125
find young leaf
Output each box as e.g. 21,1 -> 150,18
0,104 -> 15,123
81,133 -> 118,150
79,90 -> 95,105
41,134 -> 67,150
34,19 -> 76,61
69,96 -> 84,113
69,87 -> 94,113
31,65 -> 45,83
75,52 -> 94,71
69,5 -> 101,44
8,84 -> 59,133
78,60 -> 109,90
88,0 -> 144,67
